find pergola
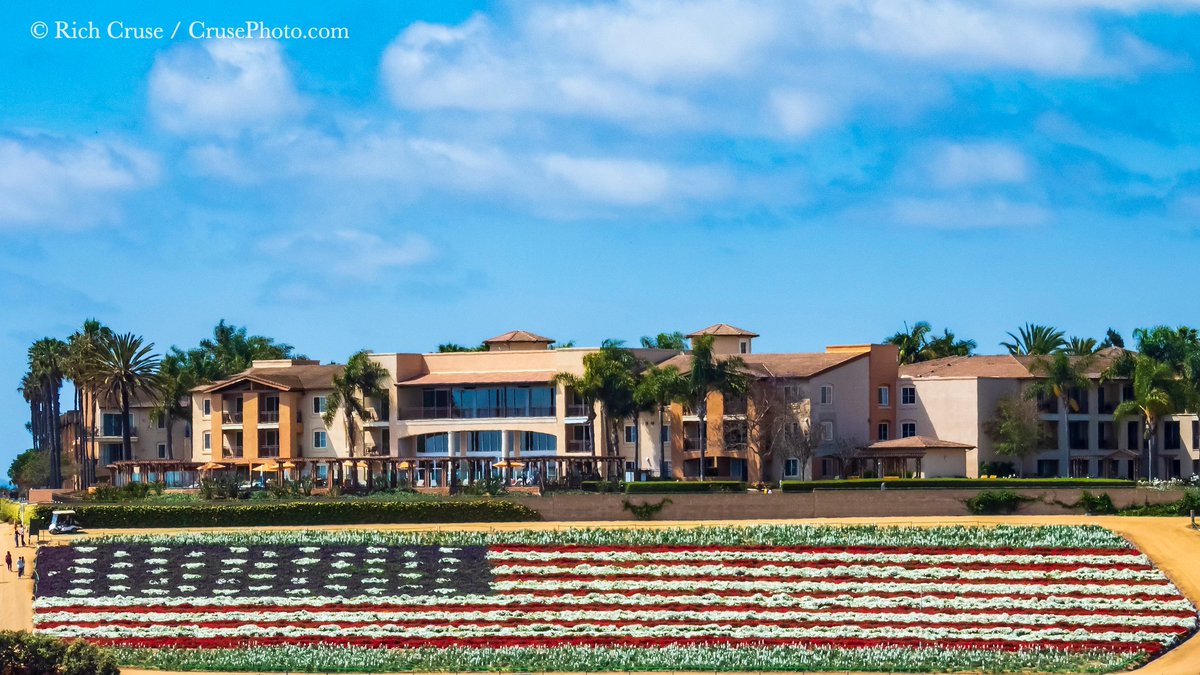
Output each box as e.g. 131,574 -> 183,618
106,460 -> 203,487
858,436 -> 976,478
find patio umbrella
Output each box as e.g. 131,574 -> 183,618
396,461 -> 412,470
280,461 -> 297,469
493,459 -> 526,469
255,463 -> 280,473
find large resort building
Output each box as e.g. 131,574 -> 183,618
88,324 -> 1200,488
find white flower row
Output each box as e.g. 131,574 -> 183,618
492,578 -> 1183,597
487,549 -> 1151,566
490,562 -> 1166,582
35,608 -> 1196,629
34,590 -> 1194,612
36,622 -> 1181,644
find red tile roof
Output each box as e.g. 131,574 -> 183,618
482,330 -> 554,344
686,323 -> 760,338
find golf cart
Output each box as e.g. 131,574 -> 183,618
47,510 -> 82,534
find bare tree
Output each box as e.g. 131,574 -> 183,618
770,399 -> 817,480
829,435 -> 864,478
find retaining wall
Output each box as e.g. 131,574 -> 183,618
520,488 -> 1185,521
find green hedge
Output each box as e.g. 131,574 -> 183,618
625,481 -> 746,494
28,499 -> 540,530
966,490 -> 1025,515
780,478 -> 1137,493
0,630 -> 118,675
0,500 -> 37,528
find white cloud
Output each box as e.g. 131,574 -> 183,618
262,229 -> 435,282
769,90 -> 840,138
892,196 -> 1049,228
928,142 -> 1031,187
0,134 -> 159,228
540,154 -> 672,205
149,40 -> 303,136
527,0 -> 778,83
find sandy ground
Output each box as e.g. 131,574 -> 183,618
5,515 -> 1199,675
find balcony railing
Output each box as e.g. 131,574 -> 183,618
684,436 -> 703,451
566,440 -> 590,452
99,426 -> 137,438
222,448 -> 244,459
224,411 -> 244,424
399,405 -> 556,420
259,411 -> 280,423
723,399 -> 748,415
259,444 -> 280,458
566,404 -> 589,417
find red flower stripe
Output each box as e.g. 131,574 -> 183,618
492,573 -> 1169,586
490,545 -> 1140,556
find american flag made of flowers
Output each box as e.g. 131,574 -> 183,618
32,526 -> 1199,671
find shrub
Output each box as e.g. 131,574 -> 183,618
581,480 -> 623,493
1121,487 -> 1200,516
966,490 -> 1024,515
461,476 -> 508,497
1075,491 -> 1117,515
0,631 -> 118,675
781,478 -> 1136,493
28,500 -> 540,529
625,481 -> 746,494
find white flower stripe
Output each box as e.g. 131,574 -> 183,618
36,622 -> 1181,644
490,563 -> 1165,582
35,589 -> 1191,611
487,550 -> 1150,566
34,608 -> 1198,629
492,578 -> 1181,596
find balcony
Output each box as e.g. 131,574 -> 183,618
566,404 -> 590,417
567,440 -> 590,452
259,445 -> 280,458
222,447 -> 244,459
98,425 -> 137,439
224,411 -> 243,424
684,436 -> 703,451
723,399 -> 748,416
258,410 -> 280,424
399,405 -> 556,420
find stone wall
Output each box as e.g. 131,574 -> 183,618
520,488 -> 1185,521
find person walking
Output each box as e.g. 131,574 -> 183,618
12,524 -> 18,549
17,523 -> 25,547
16,556 -> 25,578
4,550 -> 11,571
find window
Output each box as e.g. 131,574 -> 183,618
202,431 -> 211,450
877,386 -> 889,406
624,425 -> 637,444
1036,459 -> 1060,478
901,422 -> 916,438
467,430 -> 502,453
739,339 -> 749,354
157,416 -> 165,430
202,398 -> 211,417
1127,420 -> 1141,451
901,386 -> 916,405
521,432 -> 558,453
313,396 -> 327,414
820,458 -> 836,478
819,385 -> 833,405
1165,421 -> 1182,450
783,384 -> 803,402
259,429 -> 280,457
157,443 -> 167,459
416,433 -> 449,454
784,457 -> 800,477
312,431 -> 327,449
820,420 -> 834,442
877,422 -> 889,441
660,424 -> 670,442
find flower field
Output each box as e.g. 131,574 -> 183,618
32,524 -> 1199,672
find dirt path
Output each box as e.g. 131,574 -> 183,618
0,544 -> 34,632
11,516 -> 1200,674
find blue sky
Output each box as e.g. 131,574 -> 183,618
3,0 -> 1200,477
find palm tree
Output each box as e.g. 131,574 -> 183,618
65,319 -> 110,487
1110,355 -> 1181,480
197,320 -> 299,380
555,340 -> 641,478
1063,336 -> 1099,356
1002,324 -> 1066,355
1027,352 -> 1095,476
28,338 -> 69,488
685,335 -> 749,480
634,364 -> 690,477
90,332 -> 161,462
640,332 -> 687,351
886,322 -> 975,364
151,349 -> 197,460
322,350 -> 390,487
